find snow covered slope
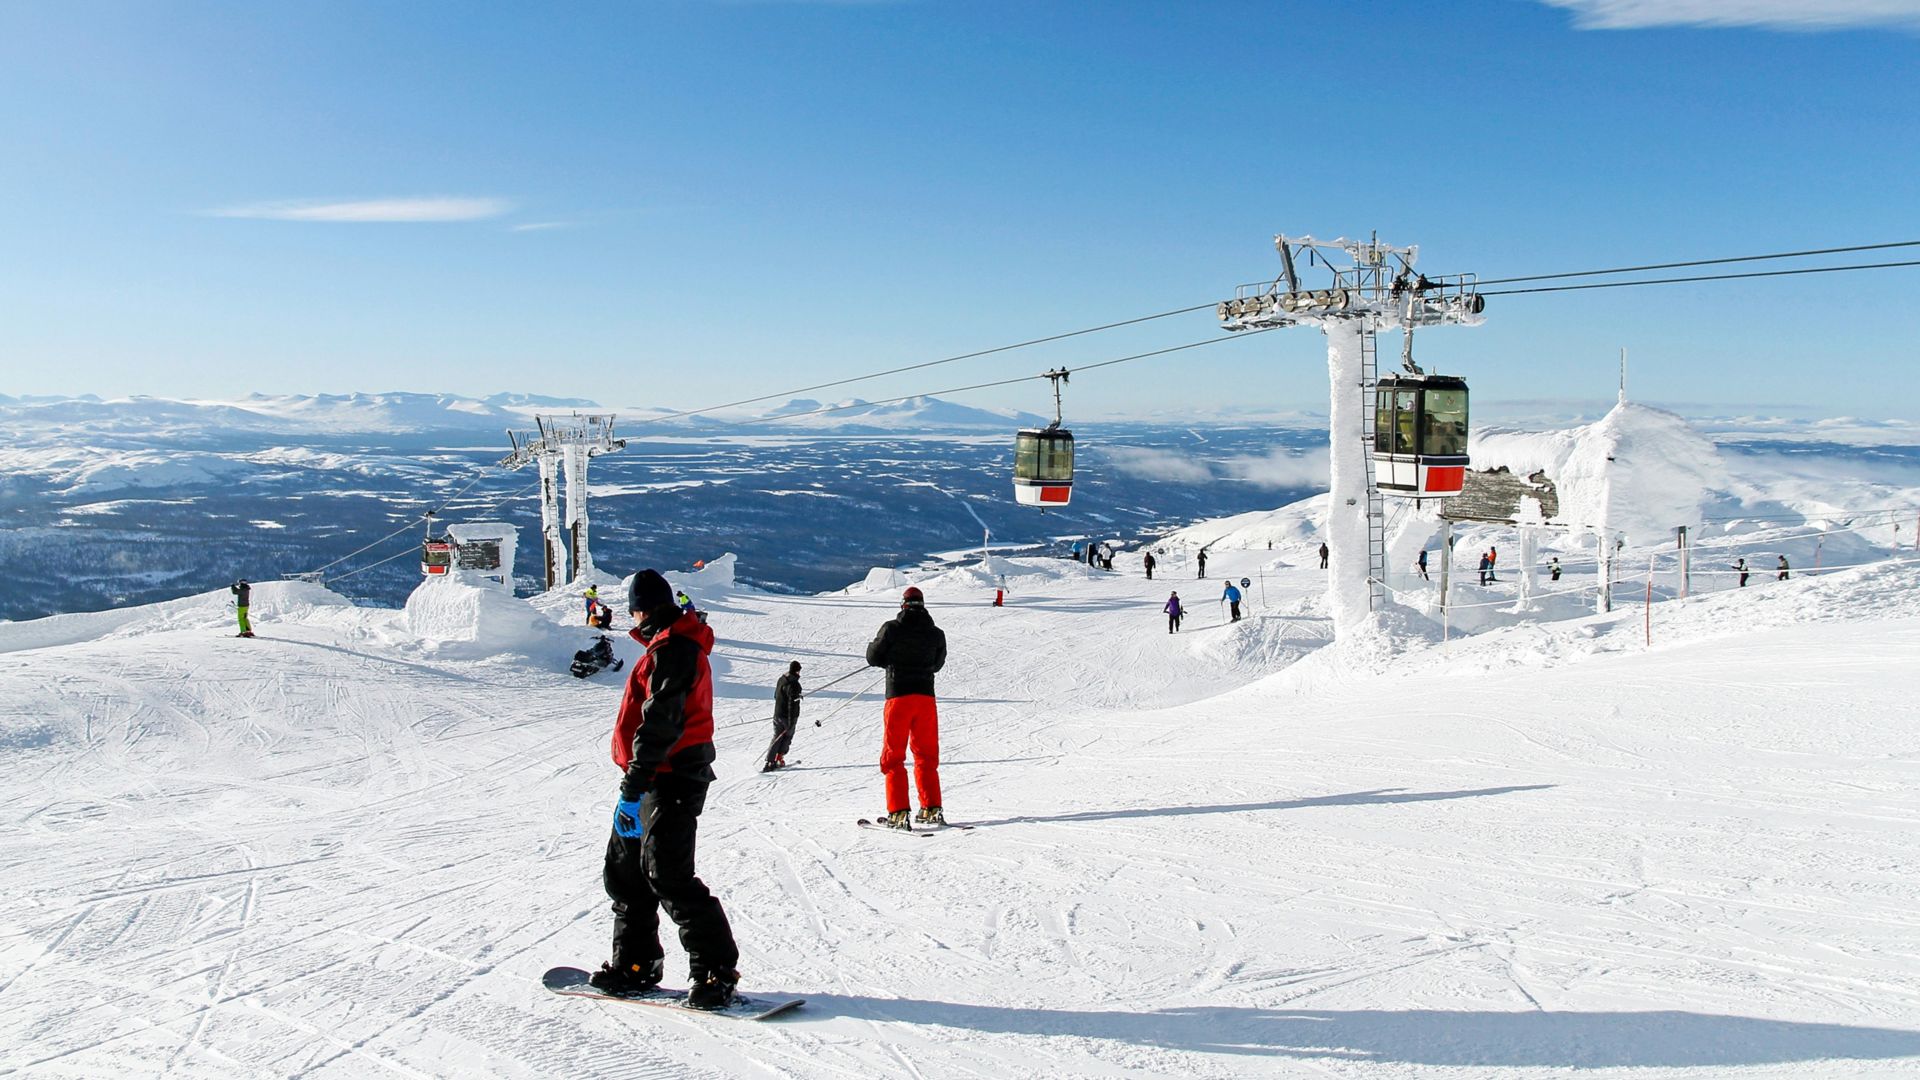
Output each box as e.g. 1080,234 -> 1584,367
2,520 -> 1917,1077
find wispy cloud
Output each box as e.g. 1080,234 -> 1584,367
1105,447 -> 1215,484
1536,0 -> 1920,31
208,197 -> 513,222
1220,447 -> 1330,489
508,221 -> 573,232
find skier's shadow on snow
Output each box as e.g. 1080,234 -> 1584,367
764,998 -> 1920,1068
965,785 -> 1554,828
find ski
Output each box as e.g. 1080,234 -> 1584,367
542,967 -> 803,1021
856,818 -> 932,837
855,818 -> 972,834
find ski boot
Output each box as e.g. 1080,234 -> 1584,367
882,809 -> 913,831
915,806 -> 946,827
589,958 -> 663,996
686,968 -> 740,1010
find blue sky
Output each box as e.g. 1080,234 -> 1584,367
1,0 -> 1916,420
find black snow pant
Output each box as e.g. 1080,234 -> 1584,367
1168,613 -> 1181,633
766,717 -> 796,765
1229,601 -> 1241,621
603,774 -> 738,979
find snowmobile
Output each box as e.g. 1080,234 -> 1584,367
570,635 -> 624,679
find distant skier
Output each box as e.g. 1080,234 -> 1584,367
1549,557 -> 1562,582
1478,552 -> 1492,586
1164,591 -> 1183,634
1777,555 -> 1790,581
1144,551 -> 1156,580
1417,549 -> 1430,581
1071,541 -> 1083,563
676,589 -> 697,613
1222,580 -> 1243,622
592,569 -> 740,1009
1487,546 -> 1499,582
867,587 -> 948,830
1735,557 -> 1749,588
1197,549 -> 1208,579
1318,542 -> 1329,570
230,579 -> 254,638
763,661 -> 802,772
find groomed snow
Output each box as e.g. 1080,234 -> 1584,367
2,492 -> 1918,1077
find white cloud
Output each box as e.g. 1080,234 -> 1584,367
208,197 -> 513,222
1536,0 -> 1920,30
1220,447 -> 1330,489
509,221 -> 572,232
1105,447 -> 1215,484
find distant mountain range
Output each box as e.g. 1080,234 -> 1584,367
0,391 -> 1051,436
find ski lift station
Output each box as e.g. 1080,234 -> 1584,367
422,522 -> 516,589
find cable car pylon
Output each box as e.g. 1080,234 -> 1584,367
1217,233 -> 1485,642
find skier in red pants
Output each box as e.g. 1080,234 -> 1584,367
866,586 -> 948,830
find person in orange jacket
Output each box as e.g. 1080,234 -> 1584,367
866,587 -> 948,830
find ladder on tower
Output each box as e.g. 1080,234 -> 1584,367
1358,327 -> 1386,611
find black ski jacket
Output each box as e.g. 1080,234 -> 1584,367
773,672 -> 802,723
866,607 -> 947,699
231,582 -> 250,606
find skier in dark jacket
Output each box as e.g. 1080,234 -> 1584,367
1164,592 -> 1183,633
230,579 -> 254,638
1144,551 -> 1156,580
763,662 -> 802,772
1417,549 -> 1430,581
592,569 -> 740,1009
1736,557 -> 1749,587
866,587 -> 948,829
1318,542 -> 1329,570
1777,555 -> 1790,581
1197,548 -> 1208,578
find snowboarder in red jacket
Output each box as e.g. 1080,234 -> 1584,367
867,587 -> 948,830
593,569 -> 740,1009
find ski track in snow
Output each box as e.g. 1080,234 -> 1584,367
1,542 -> 1918,1077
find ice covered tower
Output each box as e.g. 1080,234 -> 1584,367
1218,235 -> 1485,643
501,414 -> 626,589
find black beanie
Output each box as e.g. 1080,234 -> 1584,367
789,661 -> 802,673
628,569 -> 674,614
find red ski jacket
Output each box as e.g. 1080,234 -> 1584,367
610,608 -> 716,786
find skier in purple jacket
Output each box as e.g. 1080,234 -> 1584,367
1164,592 -> 1183,634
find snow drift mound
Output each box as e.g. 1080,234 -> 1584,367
1474,399 -> 1724,544
0,579 -> 351,655
855,567 -> 910,593
404,575 -> 572,660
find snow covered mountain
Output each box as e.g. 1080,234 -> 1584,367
2,462 -> 1918,1077
0,391 -> 1047,438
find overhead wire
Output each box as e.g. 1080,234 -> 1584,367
636,301 -> 1219,426
1479,258 -> 1920,296
1469,239 -> 1920,286
731,327 -> 1283,426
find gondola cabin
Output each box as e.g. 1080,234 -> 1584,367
421,538 -> 454,576
1013,427 -> 1074,507
1373,374 -> 1469,498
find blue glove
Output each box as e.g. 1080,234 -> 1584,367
613,796 -> 647,839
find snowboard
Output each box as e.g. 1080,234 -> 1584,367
542,967 -> 803,1021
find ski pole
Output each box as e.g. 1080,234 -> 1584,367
816,673 -> 885,727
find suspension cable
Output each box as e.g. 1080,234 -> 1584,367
1480,258 -> 1920,296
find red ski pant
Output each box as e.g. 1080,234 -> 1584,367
879,694 -> 941,813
